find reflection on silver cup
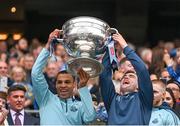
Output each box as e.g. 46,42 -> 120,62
57,16 -> 117,77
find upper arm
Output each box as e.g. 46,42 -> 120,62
78,87 -> 96,123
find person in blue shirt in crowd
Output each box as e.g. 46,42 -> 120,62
99,32 -> 153,125
31,29 -> 96,125
164,49 -> 180,84
164,49 -> 180,118
149,80 -> 180,125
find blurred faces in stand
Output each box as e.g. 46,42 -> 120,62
0,41 -> 8,63
0,91 -> 8,125
165,88 -> 176,109
0,61 -> 8,77
139,47 -> 152,69
166,80 -> 180,100
14,38 -> 29,59
152,80 -> 166,107
23,54 -> 35,71
55,44 -> 69,63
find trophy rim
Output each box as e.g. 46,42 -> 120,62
67,57 -> 104,78
62,16 -> 110,31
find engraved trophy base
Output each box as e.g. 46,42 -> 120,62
67,57 -> 103,78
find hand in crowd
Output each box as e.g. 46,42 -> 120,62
0,107 -> 8,124
163,50 -> 174,66
113,70 -> 124,81
45,29 -> 62,50
77,68 -> 90,88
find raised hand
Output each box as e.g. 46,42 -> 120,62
45,29 -> 62,50
112,33 -> 128,49
0,107 -> 8,124
163,50 -> 174,66
77,68 -> 90,88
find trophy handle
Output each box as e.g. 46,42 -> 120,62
107,28 -> 118,36
95,28 -> 118,55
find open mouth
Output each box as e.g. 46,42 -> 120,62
60,89 -> 68,95
123,80 -> 130,85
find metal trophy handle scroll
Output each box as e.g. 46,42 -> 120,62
54,16 -> 118,78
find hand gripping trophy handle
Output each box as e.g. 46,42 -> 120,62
95,28 -> 118,56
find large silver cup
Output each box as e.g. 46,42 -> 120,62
57,16 -> 117,78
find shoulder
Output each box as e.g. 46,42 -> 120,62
151,108 -> 179,124
24,112 -> 40,125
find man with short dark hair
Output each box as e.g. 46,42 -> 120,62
31,29 -> 96,125
7,84 -> 40,125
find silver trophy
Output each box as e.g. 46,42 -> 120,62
56,16 -> 118,78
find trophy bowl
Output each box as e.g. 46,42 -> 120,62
59,16 -> 114,78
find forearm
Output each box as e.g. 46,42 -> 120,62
31,48 -> 50,105
167,66 -> 180,83
79,87 -> 96,123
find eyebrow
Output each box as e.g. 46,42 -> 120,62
124,70 -> 136,75
120,72 -> 137,81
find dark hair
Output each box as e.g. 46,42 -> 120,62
0,91 -> 7,100
167,79 -> 180,91
149,47 -> 165,78
56,70 -> 75,82
166,88 -> 176,109
119,57 -> 128,67
7,84 -> 26,95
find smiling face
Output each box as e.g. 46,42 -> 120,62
56,72 -> 75,99
120,71 -> 138,95
11,66 -> 25,83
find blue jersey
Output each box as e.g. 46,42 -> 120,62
31,48 -> 96,125
99,46 -> 153,125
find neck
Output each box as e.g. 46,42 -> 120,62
120,91 -> 130,95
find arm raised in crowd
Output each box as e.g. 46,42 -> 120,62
164,51 -> 180,84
